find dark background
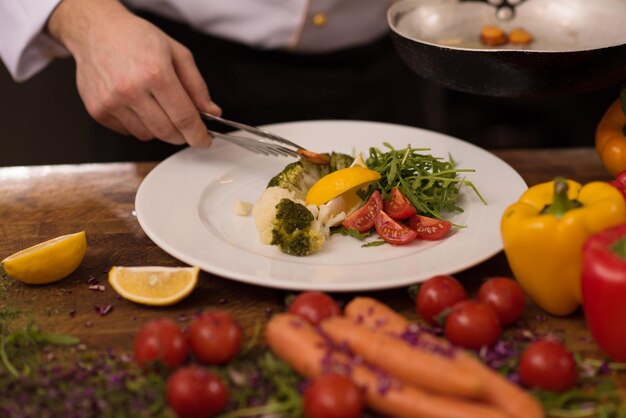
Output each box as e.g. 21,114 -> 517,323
0,48 -> 618,167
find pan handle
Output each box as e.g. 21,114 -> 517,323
459,0 -> 529,20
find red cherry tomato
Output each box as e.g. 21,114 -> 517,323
342,190 -> 383,233
383,187 -> 417,220
444,300 -> 502,350
375,210 -> 417,245
188,311 -> 242,365
518,340 -> 577,392
408,215 -> 452,240
303,374 -> 364,418
477,277 -> 526,326
133,319 -> 188,369
417,275 -> 468,325
167,366 -> 229,418
288,291 -> 341,326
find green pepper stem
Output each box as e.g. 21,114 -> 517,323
612,236 -> 626,259
541,177 -> 582,218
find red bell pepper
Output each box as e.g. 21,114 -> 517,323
582,223 -> 626,362
608,170 -> 626,200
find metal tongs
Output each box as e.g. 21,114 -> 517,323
200,112 -> 329,165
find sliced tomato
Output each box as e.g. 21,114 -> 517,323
375,211 -> 417,245
383,187 -> 417,220
342,190 -> 383,233
408,215 -> 452,240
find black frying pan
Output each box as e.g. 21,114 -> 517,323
388,0 -> 626,98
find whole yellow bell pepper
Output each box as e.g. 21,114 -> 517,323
596,88 -> 626,177
501,178 -> 626,316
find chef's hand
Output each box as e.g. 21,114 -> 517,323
47,0 -> 221,147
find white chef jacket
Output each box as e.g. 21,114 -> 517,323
0,0 -> 392,82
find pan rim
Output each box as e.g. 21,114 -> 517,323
387,0 -> 626,55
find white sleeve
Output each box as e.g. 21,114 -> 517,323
0,0 -> 70,81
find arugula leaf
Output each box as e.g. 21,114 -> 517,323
332,227 -> 371,241
365,144 -> 486,221
362,240 -> 386,247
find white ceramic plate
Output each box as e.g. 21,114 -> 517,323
135,120 -> 526,292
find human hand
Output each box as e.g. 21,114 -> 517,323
48,0 -> 220,147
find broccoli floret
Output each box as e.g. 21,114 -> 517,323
329,152 -> 355,171
267,161 -> 328,200
266,152 -> 354,200
270,198 -> 325,256
267,162 -> 303,189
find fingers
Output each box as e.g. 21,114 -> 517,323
150,58 -> 213,148
171,42 -> 222,116
98,114 -> 130,136
106,108 -> 155,142
84,63 -> 207,147
131,95 -> 187,145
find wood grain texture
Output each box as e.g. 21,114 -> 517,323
0,150 -> 623,398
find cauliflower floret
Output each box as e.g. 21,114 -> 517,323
252,187 -> 296,244
233,199 -> 253,216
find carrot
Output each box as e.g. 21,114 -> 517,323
345,296 -> 414,334
320,316 -> 485,399
265,313 -> 510,418
265,313 -> 328,378
344,297 -> 545,418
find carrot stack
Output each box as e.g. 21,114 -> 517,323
265,297 -> 544,418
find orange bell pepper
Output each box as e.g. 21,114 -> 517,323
596,88 -> 626,177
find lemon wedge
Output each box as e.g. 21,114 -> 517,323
108,266 -> 199,306
305,166 -> 381,206
1,231 -> 86,285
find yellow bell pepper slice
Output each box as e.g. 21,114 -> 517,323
501,178 -> 626,316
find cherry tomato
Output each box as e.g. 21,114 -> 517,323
417,275 -> 468,324
477,277 -> 526,326
303,374 -> 364,418
383,187 -> 417,220
342,190 -> 382,233
444,300 -> 501,349
188,311 -> 242,365
167,366 -> 228,418
408,215 -> 452,240
518,340 -> 577,392
375,211 -> 417,245
133,319 -> 188,369
288,291 -> 341,326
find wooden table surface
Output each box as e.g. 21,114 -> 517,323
0,147 -> 624,404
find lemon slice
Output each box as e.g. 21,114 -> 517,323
305,166 -> 381,206
108,266 -> 199,306
1,231 -> 86,285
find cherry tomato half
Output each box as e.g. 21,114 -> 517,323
383,187 -> 417,220
417,275 -> 468,325
342,190 -> 382,233
167,366 -> 228,418
444,300 -> 502,350
288,291 -> 341,326
518,340 -> 578,392
188,311 -> 242,365
303,374 -> 364,418
408,215 -> 452,240
477,277 -> 526,326
133,319 -> 188,369
375,210 -> 417,245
